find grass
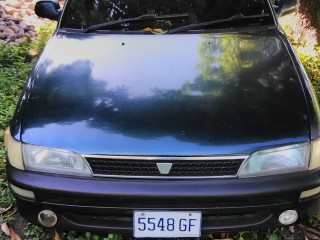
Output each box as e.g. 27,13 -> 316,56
0,13 -> 320,240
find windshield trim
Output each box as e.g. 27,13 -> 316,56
58,0 -> 276,31
57,24 -> 277,35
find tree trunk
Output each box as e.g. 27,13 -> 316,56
298,0 -> 320,31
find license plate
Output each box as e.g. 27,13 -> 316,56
133,211 -> 202,238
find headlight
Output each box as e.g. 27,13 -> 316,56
23,144 -> 92,177
238,143 -> 310,178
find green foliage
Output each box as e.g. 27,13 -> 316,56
62,232 -> 123,240
0,42 -> 35,221
0,43 -> 32,67
236,228 -> 295,240
279,13 -> 320,99
299,53 -> 320,99
0,43 -> 34,129
31,23 -> 56,54
0,180 -> 14,224
24,225 -> 56,240
309,212 -> 320,231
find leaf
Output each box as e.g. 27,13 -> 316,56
239,233 -> 245,240
92,235 -> 100,240
268,233 -> 279,240
143,27 -> 168,35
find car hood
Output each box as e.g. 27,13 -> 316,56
21,29 -> 309,155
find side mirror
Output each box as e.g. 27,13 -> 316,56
35,0 -> 62,21
274,0 -> 298,16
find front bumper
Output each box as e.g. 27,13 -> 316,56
7,163 -> 320,233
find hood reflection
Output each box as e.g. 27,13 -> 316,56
22,30 -> 309,155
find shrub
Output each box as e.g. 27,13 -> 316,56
279,12 -> 320,98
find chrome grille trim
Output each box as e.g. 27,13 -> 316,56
82,154 -> 249,179
82,154 -> 248,161
92,174 -> 237,179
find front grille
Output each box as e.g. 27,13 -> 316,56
84,156 -> 246,178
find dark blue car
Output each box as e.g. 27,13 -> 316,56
5,0 -> 320,237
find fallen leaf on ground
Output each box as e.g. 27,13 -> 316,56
1,223 -> 10,236
304,231 -> 319,240
0,203 -> 13,214
54,232 -> 61,240
297,224 -> 320,240
9,227 -> 22,240
0,223 -> 22,240
29,49 -> 39,57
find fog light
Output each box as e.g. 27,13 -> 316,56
38,210 -> 57,227
278,210 -> 298,225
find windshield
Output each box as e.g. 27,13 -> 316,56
60,0 -> 274,31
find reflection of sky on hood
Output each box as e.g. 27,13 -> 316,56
45,34 -> 199,97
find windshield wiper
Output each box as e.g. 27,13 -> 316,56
168,13 -> 270,34
82,13 -> 189,33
